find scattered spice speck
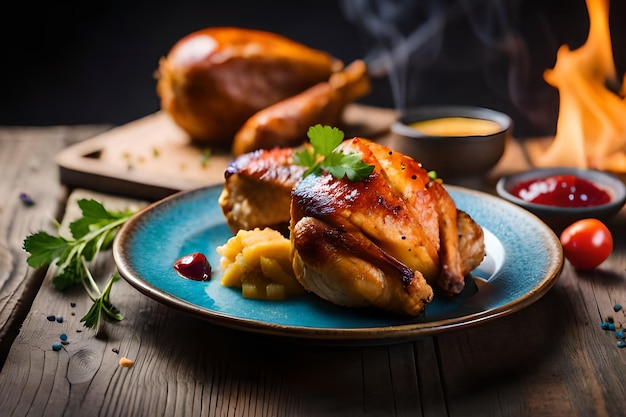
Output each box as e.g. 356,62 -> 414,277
70,302 -> 76,308
600,302 -> 626,349
119,357 -> 134,368
112,348 -> 119,354
52,343 -> 62,351
20,193 -> 35,206
200,148 -> 212,168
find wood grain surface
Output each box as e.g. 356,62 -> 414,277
1,114 -> 625,416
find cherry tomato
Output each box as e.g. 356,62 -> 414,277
559,219 -> 613,270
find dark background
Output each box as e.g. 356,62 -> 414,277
1,0 -> 623,138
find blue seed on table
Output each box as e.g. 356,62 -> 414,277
601,321 -> 610,330
614,304 -> 623,312
617,340 -> 626,348
608,323 -> 616,331
60,333 -> 68,341
616,330 -> 625,339
56,316 -> 63,323
19,192 -> 35,206
46,315 -> 56,322
52,343 -> 62,351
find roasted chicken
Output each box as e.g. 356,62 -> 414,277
232,60 -> 371,156
290,138 -> 485,316
218,147 -> 305,235
156,27 -> 343,147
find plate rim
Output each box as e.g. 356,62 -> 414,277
113,184 -> 563,344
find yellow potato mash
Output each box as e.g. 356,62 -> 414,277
217,227 -> 304,300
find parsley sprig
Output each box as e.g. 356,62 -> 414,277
294,125 -> 374,181
23,199 -> 137,333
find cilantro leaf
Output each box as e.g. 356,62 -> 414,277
80,271 -> 124,332
70,199 -> 131,239
293,146 -> 321,177
23,232 -> 69,269
295,124 -> 375,182
324,151 -> 375,181
22,199 -> 137,332
308,124 -> 344,155
53,260 -> 87,290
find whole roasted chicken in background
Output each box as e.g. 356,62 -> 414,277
156,27 -> 369,152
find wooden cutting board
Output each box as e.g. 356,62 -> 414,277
55,104 -> 399,201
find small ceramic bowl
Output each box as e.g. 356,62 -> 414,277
386,106 -> 512,178
496,167 -> 626,232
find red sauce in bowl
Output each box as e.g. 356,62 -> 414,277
511,174 -> 611,207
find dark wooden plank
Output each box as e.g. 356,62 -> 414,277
0,188 -> 436,417
9,123 -> 625,416
436,207 -> 626,416
0,258 -> 432,416
414,337 -> 448,417
0,126 -> 108,365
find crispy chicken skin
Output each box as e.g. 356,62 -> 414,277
232,60 -> 371,156
290,138 -> 485,316
156,27 -> 343,146
218,147 -> 305,235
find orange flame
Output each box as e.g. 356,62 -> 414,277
535,0 -> 626,172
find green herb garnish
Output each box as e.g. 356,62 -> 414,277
23,199 -> 137,333
294,125 -> 374,181
200,147 -> 212,168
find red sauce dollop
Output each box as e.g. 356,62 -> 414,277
173,252 -> 212,281
512,174 -> 611,207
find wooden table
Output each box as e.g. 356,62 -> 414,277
1,115 -> 625,417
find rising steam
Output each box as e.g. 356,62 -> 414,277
339,0 -> 560,135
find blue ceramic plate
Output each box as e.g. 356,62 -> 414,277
113,184 -> 563,344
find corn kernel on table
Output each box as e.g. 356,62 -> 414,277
1,110 -> 625,417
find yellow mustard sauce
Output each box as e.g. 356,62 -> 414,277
409,117 -> 502,136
